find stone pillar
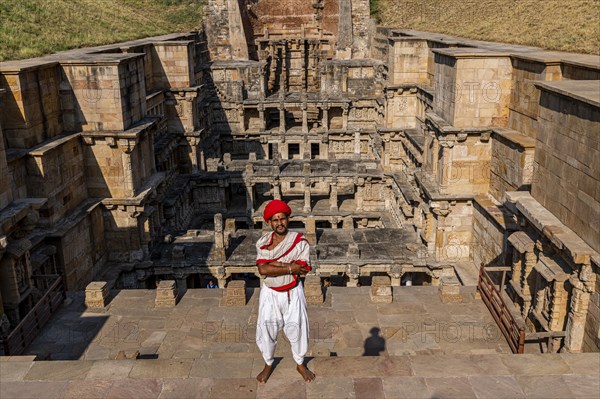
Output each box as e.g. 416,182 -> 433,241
304,275 -> 323,304
322,105 -> 329,131
438,140 -> 453,192
199,150 -> 206,172
511,251 -> 523,288
258,104 -> 266,131
85,282 -> 110,308
238,106 -> 245,133
216,266 -> 227,289
432,137 -> 439,178
370,276 -> 392,303
246,184 -> 255,216
302,103 -> 308,133
342,104 -> 349,130
346,264 -> 360,287
331,216 -> 338,229
430,271 -> 441,286
330,179 -> 338,211
213,213 -> 226,261
522,251 -> 537,314
304,182 -> 311,212
273,181 -> 281,200
155,280 -> 177,307
279,104 -> 286,133
186,136 -> 200,173
389,265 -> 402,287
305,216 -> 316,243
121,151 -> 135,197
355,183 -> 364,211
564,279 -> 591,353
342,216 -> 354,230
354,130 -> 361,160
225,280 -> 246,306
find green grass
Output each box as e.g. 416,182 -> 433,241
2,0 -> 597,61
0,0 -> 205,61
373,0 -> 600,55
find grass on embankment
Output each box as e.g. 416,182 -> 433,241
372,0 -> 600,55
1,0 -> 598,61
0,0 -> 205,61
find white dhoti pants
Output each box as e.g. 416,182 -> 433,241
256,283 -> 309,366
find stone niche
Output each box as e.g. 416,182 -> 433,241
531,255 -> 571,333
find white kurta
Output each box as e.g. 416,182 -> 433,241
255,231 -> 311,365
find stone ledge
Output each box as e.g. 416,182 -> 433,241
504,191 -> 598,264
492,128 -> 536,149
534,81 -> 600,108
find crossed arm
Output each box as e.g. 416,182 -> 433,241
257,261 -> 309,277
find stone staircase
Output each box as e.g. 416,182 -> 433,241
1,352 -> 598,398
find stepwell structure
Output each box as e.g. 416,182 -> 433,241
0,0 -> 598,355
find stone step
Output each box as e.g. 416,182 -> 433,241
1,353 -> 598,398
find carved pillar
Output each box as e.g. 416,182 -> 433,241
343,216 -> 354,230
425,211 -> 436,254
438,139 -> 453,192
330,179 -> 338,211
120,142 -> 136,197
430,270 -> 441,286
389,265 -> 402,287
279,104 -> 286,133
385,91 -> 393,127
238,106 -> 245,133
564,279 -> 591,353
422,131 -> 431,170
199,150 -> 206,172
186,136 -> 200,173
273,180 -> 281,200
302,103 -> 308,133
305,216 -> 316,243
258,104 -> 266,131
304,177 -> 311,212
213,213 -> 226,261
511,251 -> 523,288
431,136 -> 439,178
216,266 -> 227,290
342,104 -> 349,130
346,265 -> 360,287
354,130 -> 361,160
246,183 -> 255,216
322,105 -> 329,131
355,181 -> 364,212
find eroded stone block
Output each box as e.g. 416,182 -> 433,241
156,280 -> 177,307
439,275 -> 462,303
225,280 -> 246,306
304,275 -> 323,304
370,276 -> 392,303
85,281 -> 110,309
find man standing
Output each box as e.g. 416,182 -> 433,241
255,199 -> 316,383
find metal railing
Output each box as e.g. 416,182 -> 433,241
477,266 -> 525,354
1,276 -> 66,356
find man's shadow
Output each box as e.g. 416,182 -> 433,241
363,327 -> 386,356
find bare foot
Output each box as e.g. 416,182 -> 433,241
296,364 -> 316,382
256,364 -> 274,384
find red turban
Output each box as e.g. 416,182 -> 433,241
263,200 -> 292,222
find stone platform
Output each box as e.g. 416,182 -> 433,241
1,353 -> 598,398
23,286 -> 509,361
